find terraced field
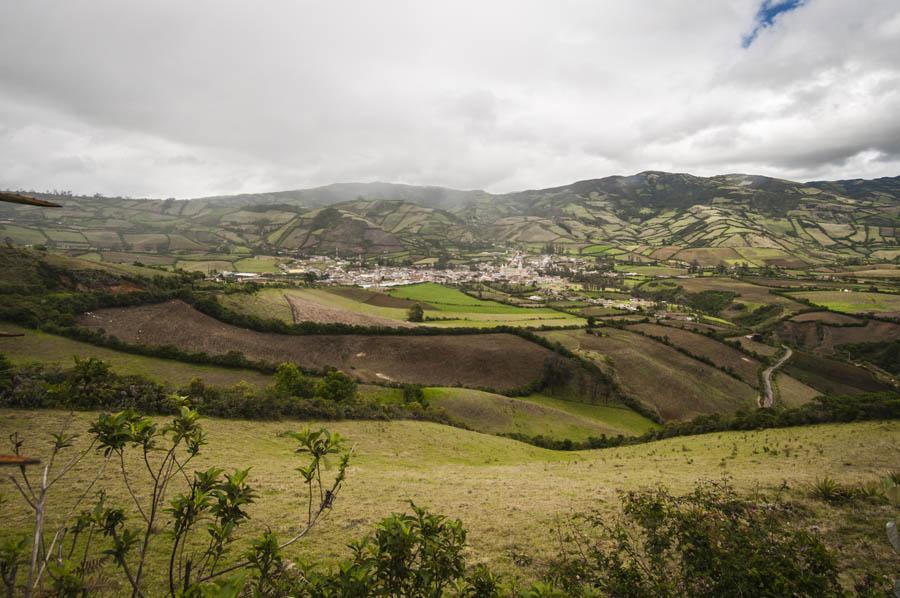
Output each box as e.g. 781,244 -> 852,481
219,284 -> 583,328
725,334 -> 780,357
386,283 -> 584,327
782,351 -> 892,396
78,300 -> 558,390
789,311 -> 864,324
788,290 -> 900,318
0,324 -> 274,388
627,322 -> 761,386
676,277 -> 806,319
538,329 -> 758,420
219,288 -> 416,328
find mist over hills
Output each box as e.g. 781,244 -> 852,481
2,171 -> 898,266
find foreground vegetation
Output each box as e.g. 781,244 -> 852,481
0,408 -> 897,596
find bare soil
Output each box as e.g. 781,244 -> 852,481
777,319 -> 900,353
284,293 -> 415,328
628,323 -> 761,387
539,329 -> 758,421
78,300 -> 552,390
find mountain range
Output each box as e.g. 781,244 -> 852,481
2,171 -> 898,266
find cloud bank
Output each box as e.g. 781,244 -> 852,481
0,0 -> 898,197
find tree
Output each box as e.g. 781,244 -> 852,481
407,303 -> 424,323
586,316 -> 596,329
316,370 -> 357,402
0,408 -> 351,597
271,362 -> 315,398
402,384 -> 427,407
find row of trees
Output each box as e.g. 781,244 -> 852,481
0,356 -> 452,426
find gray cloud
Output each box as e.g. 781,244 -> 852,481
0,0 -> 898,198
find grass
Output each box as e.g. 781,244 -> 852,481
0,324 -> 274,388
233,256 -> 280,273
176,259 -> 235,273
387,283 -> 525,312
540,329 -> 758,421
422,387 -> 656,440
613,264 -> 687,276
0,224 -> 47,245
516,394 -> 659,435
222,285 -> 585,329
0,410 -> 896,584
789,290 -> 900,315
581,244 -> 611,255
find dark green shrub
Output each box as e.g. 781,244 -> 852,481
550,480 -> 842,597
316,370 -> 358,402
402,384 -> 427,407
271,362 -> 316,398
303,503 -> 498,597
407,303 -> 425,323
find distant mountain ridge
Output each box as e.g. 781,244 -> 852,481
2,172 -> 898,266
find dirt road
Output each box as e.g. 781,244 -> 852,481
760,345 -> 793,408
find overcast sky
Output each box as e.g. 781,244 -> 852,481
1,0 -> 899,198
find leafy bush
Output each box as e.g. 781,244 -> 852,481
407,303 -> 425,322
402,384 -> 428,408
301,503 -> 499,597
549,480 -> 841,597
316,370 -> 358,402
0,357 -> 455,427
809,476 -> 888,505
271,362 -> 315,398
1,408 -> 351,597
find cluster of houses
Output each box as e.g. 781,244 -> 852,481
219,252 -> 584,290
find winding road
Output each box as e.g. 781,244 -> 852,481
760,345 -> 792,408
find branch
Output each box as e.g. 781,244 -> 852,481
195,446 -> 353,585
33,454 -> 112,591
48,440 -> 98,489
120,452 -> 149,524
6,474 -> 36,510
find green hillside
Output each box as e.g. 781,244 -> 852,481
3,172 -> 898,263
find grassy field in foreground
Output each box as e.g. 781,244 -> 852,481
0,410 -> 896,585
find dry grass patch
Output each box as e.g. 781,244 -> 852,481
1,410 -> 896,583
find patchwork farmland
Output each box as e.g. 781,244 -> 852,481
78,300 -> 560,390
538,328 -> 759,420
219,283 -> 585,329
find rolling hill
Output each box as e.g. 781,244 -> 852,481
1,172 -> 898,264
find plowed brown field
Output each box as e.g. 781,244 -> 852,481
79,300 -> 553,390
